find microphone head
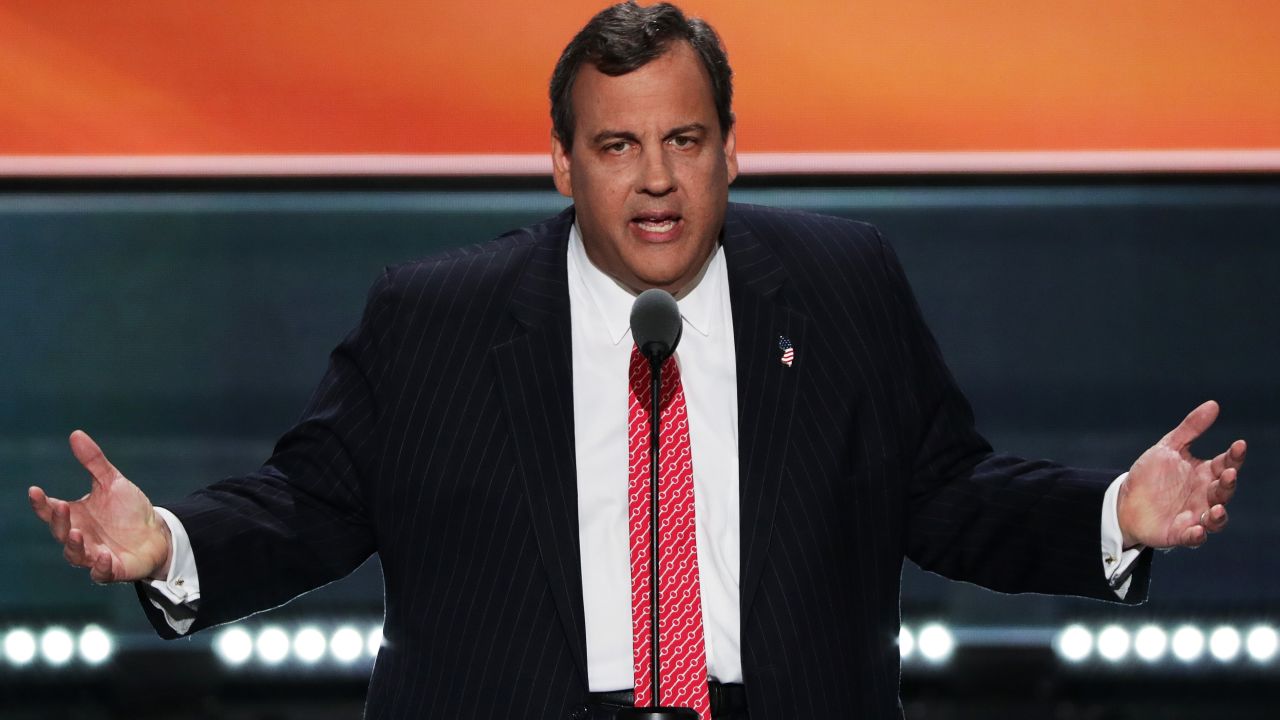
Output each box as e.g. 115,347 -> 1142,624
630,288 -> 683,363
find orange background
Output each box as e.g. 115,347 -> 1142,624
2,0 -> 1278,155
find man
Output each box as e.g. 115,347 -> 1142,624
28,3 -> 1244,719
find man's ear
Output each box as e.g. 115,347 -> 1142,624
723,124 -> 739,185
551,132 -> 573,198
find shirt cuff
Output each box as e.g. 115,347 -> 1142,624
143,507 -> 202,634
1101,472 -> 1144,599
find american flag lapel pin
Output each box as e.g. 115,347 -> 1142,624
778,335 -> 795,367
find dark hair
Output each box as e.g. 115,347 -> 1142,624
549,2 -> 734,149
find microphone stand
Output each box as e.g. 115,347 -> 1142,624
619,348 -> 698,720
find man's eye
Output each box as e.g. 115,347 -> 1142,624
670,136 -> 696,148
605,141 -> 631,153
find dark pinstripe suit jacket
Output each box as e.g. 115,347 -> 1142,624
141,203 -> 1150,719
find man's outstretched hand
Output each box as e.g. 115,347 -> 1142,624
1119,400 -> 1246,550
28,430 -> 172,583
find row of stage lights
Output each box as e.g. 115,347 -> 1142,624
2,625 -> 113,668
0,622 -> 379,670
898,623 -> 955,664
212,624 -> 384,666
6,621 -> 1279,670
1054,623 -> 1279,665
894,622 -> 1280,667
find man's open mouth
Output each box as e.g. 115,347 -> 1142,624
632,213 -> 682,235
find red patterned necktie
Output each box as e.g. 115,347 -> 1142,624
628,344 -> 710,719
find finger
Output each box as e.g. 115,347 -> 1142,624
49,497 -> 72,543
64,528 -> 89,566
62,532 -> 91,566
1179,524 -> 1208,548
1209,440 -> 1248,476
28,486 -> 55,524
1227,439 -> 1247,470
1202,504 -> 1229,533
1161,400 -> 1219,450
1209,449 -> 1228,476
1208,469 -> 1237,507
89,549 -> 116,584
69,430 -> 120,489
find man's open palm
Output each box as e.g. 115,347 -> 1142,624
28,430 -> 171,583
1119,400 -> 1246,550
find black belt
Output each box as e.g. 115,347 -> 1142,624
582,681 -> 747,717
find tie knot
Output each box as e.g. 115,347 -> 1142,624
629,344 -> 681,411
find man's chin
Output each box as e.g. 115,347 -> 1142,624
628,266 -> 701,295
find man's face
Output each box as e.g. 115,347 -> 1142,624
552,41 -> 738,294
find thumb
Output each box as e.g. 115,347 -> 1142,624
69,430 -> 119,489
1161,400 -> 1219,450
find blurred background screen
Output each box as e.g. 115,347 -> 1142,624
2,0 -> 1279,160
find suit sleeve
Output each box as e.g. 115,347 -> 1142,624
137,270 -> 396,637
877,233 -> 1153,603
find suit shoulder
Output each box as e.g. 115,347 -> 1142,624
347,210 -> 569,339
727,201 -> 888,270
376,210 -> 569,300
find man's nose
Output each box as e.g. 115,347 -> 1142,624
636,147 -> 676,196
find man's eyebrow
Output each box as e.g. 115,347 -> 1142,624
664,123 -> 707,139
590,129 -> 641,146
588,123 -> 709,146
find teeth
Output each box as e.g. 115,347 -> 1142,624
636,219 -> 677,233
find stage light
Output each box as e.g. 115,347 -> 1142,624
1133,624 -> 1167,662
3,628 -> 37,666
331,626 -> 364,663
1171,625 -> 1205,662
214,627 -> 254,666
77,625 -> 113,665
1246,625 -> 1278,663
1209,626 -> 1241,662
898,626 -> 914,659
256,626 -> 290,665
293,626 -> 327,664
1096,624 -> 1130,662
1055,624 -> 1093,663
40,627 -> 75,666
367,625 -> 383,658
917,623 -> 953,664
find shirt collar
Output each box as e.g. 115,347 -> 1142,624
567,221 -> 724,345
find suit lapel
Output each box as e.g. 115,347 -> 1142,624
722,208 -> 808,624
491,209 -> 590,683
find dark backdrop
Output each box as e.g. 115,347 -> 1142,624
2,176 -> 1276,717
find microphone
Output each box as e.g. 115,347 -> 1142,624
630,288 -> 683,365
620,289 -> 698,720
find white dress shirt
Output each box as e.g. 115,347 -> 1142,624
148,221 -> 1143,687
567,223 -> 742,689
